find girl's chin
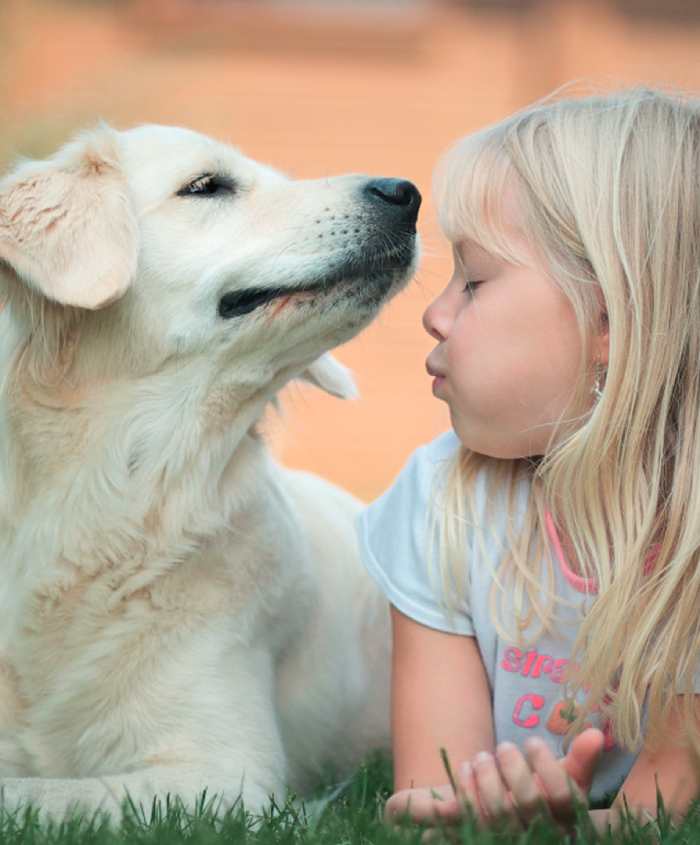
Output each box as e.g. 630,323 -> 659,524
450,418 -> 533,460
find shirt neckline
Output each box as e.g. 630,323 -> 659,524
544,510 -> 660,595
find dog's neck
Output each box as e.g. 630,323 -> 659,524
0,355 -> 286,582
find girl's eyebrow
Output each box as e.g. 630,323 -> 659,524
454,240 -> 500,270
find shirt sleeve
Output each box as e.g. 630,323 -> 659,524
356,431 -> 475,636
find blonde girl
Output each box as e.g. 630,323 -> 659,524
357,87 -> 700,834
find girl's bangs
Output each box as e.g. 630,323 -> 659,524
433,128 -> 529,266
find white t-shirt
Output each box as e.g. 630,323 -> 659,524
356,430 -> 640,802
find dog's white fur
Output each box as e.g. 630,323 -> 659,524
0,125 -> 418,819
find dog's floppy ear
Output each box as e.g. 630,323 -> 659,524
299,353 -> 358,399
0,125 -> 138,310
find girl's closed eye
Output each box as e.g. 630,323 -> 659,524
463,280 -> 484,296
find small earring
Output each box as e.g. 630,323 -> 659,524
591,365 -> 605,401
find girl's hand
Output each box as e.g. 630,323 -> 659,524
461,728 -> 603,830
384,728 -> 604,831
384,783 -> 465,827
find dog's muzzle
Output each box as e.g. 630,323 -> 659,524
217,177 -> 421,320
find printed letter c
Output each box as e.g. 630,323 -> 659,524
512,693 -> 546,729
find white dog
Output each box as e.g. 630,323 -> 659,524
0,124 -> 420,820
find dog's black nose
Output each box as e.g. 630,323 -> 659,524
365,178 -> 421,209
363,178 -> 421,226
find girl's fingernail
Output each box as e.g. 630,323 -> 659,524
459,761 -> 472,779
497,741 -> 516,755
474,751 -> 492,766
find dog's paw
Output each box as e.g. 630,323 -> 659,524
0,776 -> 122,824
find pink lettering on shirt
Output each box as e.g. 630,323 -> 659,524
512,693 -> 545,728
550,658 -> 570,683
521,650 -> 538,677
501,647 -> 570,683
530,654 -> 555,679
501,647 -> 523,673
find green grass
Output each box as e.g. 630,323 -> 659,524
1,755 -> 699,845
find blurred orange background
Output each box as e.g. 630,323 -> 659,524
3,0 -> 700,503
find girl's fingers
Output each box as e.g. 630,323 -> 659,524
387,736 -> 594,834
564,728 -> 604,792
385,785 -> 461,826
495,741 -> 548,825
455,759 -> 484,823
524,737 -> 582,824
385,787 -> 433,825
468,751 -> 521,830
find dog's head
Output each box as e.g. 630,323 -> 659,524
0,123 -> 419,409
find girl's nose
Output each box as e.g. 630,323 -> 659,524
422,297 -> 448,341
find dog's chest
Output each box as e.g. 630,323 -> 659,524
4,506 -> 304,706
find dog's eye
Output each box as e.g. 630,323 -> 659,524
176,173 -> 236,197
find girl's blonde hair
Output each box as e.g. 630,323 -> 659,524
430,85 -> 700,753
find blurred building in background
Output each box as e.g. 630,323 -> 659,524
2,0 -> 700,500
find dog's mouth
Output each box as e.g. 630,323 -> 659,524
218,240 -> 416,321
218,285 -> 324,319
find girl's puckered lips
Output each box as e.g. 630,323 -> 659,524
425,358 -> 445,379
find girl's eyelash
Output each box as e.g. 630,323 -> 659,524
463,280 -> 484,294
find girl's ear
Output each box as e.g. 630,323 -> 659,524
593,309 -> 609,367
590,285 -> 609,366
0,126 -> 138,310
